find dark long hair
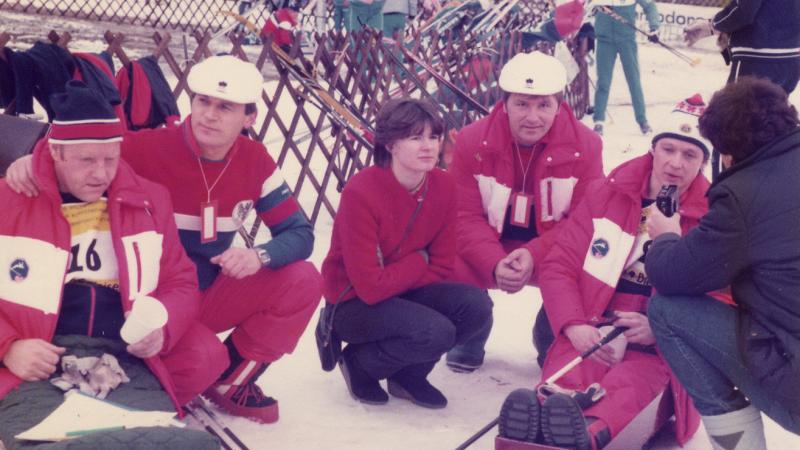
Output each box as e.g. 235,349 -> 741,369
699,77 -> 799,162
373,98 -> 445,167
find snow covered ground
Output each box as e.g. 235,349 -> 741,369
3,9 -> 800,449
238,42 -> 800,450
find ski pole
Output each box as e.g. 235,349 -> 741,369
593,5 -> 700,67
454,326 -> 628,450
455,417 -> 500,450
193,399 -> 251,450
543,325 -> 626,386
184,404 -> 234,450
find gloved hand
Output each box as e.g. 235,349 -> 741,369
684,20 -> 715,46
647,31 -> 659,43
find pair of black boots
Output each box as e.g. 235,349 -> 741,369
498,389 -> 610,450
339,347 -> 447,409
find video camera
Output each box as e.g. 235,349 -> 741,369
656,185 -> 678,217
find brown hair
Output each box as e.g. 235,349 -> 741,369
699,77 -> 799,162
373,98 -> 444,167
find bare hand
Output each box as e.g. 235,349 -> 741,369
683,20 -> 714,46
613,311 -> 655,346
2,339 -> 66,381
646,205 -> 681,239
5,154 -> 38,197
126,327 -> 165,358
494,248 -> 533,293
563,324 -> 615,366
210,247 -> 262,279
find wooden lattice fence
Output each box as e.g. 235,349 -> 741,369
0,0 -> 730,34
0,26 -> 590,225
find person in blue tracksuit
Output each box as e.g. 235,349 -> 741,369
592,0 -> 660,136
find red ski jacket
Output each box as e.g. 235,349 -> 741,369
449,101 -> 603,288
322,166 -> 456,304
539,153 -> 706,444
0,139 -> 200,412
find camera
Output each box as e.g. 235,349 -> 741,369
656,185 -> 678,217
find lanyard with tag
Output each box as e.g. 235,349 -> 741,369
510,141 -> 535,228
197,155 -> 234,243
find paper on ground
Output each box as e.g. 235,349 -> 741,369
15,391 -> 183,442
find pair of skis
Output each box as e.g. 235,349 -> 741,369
224,11 -> 376,149
184,398 -> 249,450
395,42 -> 490,116
467,0 -> 522,35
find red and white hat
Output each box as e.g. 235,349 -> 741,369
652,94 -> 711,157
48,81 -> 124,145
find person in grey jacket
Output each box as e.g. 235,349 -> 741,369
382,0 -> 417,38
645,77 -> 800,450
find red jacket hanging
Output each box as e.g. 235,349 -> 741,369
261,8 -> 299,48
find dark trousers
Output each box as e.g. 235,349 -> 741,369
728,57 -> 800,95
333,282 -> 492,380
649,294 -> 800,433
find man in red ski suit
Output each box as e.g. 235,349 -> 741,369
5,56 -> 322,424
0,82 -> 226,447
496,95 -> 711,449
447,51 -> 604,371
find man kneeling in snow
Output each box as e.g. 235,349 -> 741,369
496,95 -> 713,449
0,82 -> 226,449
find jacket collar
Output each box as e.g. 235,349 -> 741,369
713,128 -> 800,187
478,100 -> 583,164
605,153 -> 710,220
32,137 -> 153,209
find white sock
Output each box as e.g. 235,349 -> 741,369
702,405 -> 766,450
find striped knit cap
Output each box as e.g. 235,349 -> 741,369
652,94 -> 711,157
48,81 -> 124,145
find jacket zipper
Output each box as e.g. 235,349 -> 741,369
87,285 -> 96,337
132,241 -> 143,294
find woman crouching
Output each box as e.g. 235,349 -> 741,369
320,98 -> 492,408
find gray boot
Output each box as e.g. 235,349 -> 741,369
702,405 -> 766,450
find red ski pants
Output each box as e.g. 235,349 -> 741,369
161,321 -> 229,406
198,261 -> 321,363
541,344 -> 670,437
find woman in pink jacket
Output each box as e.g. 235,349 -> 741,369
321,99 -> 491,409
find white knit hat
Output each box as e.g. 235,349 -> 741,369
187,55 -> 263,104
498,51 -> 567,96
652,94 -> 712,157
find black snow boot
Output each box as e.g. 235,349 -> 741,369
339,346 -> 388,405
498,388 -> 541,443
387,362 -> 447,409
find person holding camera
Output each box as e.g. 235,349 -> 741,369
646,78 -> 800,450
496,95 -> 711,449
320,98 -> 491,409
